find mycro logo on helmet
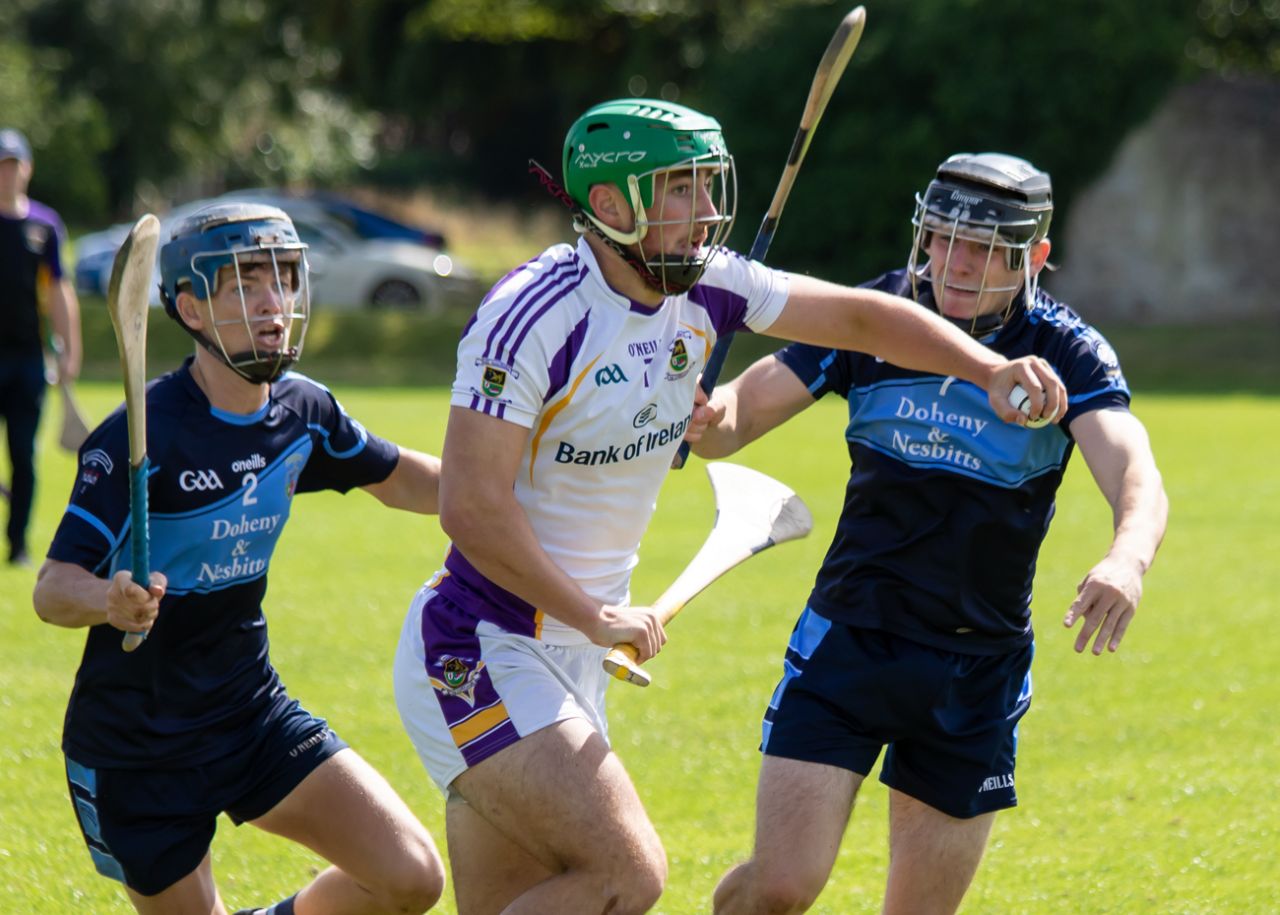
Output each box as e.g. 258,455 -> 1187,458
573,150 -> 648,168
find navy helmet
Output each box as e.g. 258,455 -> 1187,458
908,153 -> 1054,336
160,203 -> 310,383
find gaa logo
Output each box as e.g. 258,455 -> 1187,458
669,339 -> 689,373
179,469 -> 225,492
594,364 -> 629,386
481,366 -> 507,398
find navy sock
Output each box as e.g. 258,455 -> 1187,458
268,895 -> 298,915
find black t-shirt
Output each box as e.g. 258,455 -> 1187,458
0,199 -> 65,356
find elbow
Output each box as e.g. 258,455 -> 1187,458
31,570 -> 57,625
439,490 -> 490,551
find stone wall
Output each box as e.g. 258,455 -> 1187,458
1051,76 -> 1279,323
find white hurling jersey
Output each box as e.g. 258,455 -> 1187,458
447,236 -> 789,643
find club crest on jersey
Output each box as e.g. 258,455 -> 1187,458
428,655 -> 486,707
665,336 -> 693,381
481,366 -> 507,398
284,452 -> 305,497
23,223 -> 50,255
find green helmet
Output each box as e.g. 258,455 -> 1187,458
562,98 -> 737,294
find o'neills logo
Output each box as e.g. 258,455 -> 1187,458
231,453 -> 267,473
979,773 -> 1015,792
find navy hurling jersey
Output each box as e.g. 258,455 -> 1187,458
49,359 -> 399,768
776,269 -> 1130,654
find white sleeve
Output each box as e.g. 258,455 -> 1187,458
451,277 -> 555,429
693,248 -> 790,336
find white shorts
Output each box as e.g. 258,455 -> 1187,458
393,583 -> 611,793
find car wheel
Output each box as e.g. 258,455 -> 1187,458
369,279 -> 424,310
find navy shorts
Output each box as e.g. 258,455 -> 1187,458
64,699 -> 348,897
762,608 -> 1033,819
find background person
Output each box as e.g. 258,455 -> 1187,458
393,102 -> 1065,915
0,127 -> 81,567
692,152 -> 1169,915
33,203 -> 445,915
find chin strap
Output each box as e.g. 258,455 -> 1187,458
529,159 -> 695,296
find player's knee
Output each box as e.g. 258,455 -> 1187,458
748,860 -> 824,915
603,839 -> 666,914
372,839 -> 446,913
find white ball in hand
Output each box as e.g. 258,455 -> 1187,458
1009,384 -> 1057,429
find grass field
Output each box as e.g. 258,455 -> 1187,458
1,382 -> 1277,914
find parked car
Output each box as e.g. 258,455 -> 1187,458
73,193 -> 481,313
72,199 -> 212,303
216,188 -> 447,249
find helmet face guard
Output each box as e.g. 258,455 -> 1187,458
564,98 -> 737,294
906,153 -> 1053,336
160,203 -> 310,383
623,153 -> 737,294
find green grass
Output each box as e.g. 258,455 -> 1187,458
2,384 -> 1277,913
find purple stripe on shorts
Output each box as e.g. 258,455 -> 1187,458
459,718 -> 520,766
418,596 -> 522,766
484,258 -> 578,360
688,283 -> 751,336
544,312 -> 592,404
494,261 -> 588,366
437,549 -> 539,639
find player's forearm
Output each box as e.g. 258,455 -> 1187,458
33,560 -> 111,629
1105,465 -> 1169,575
843,289 -> 1004,388
772,277 -> 1005,389
50,281 -> 83,377
365,448 -> 440,514
689,387 -> 745,459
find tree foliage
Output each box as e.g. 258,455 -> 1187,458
6,0 -> 1269,263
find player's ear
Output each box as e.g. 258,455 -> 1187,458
175,290 -> 206,330
588,183 -> 635,233
1029,239 -> 1052,275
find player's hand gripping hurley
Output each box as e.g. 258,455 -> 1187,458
603,462 -> 814,687
672,5 -> 866,469
106,214 -> 161,652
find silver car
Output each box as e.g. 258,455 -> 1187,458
75,193 -> 484,314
